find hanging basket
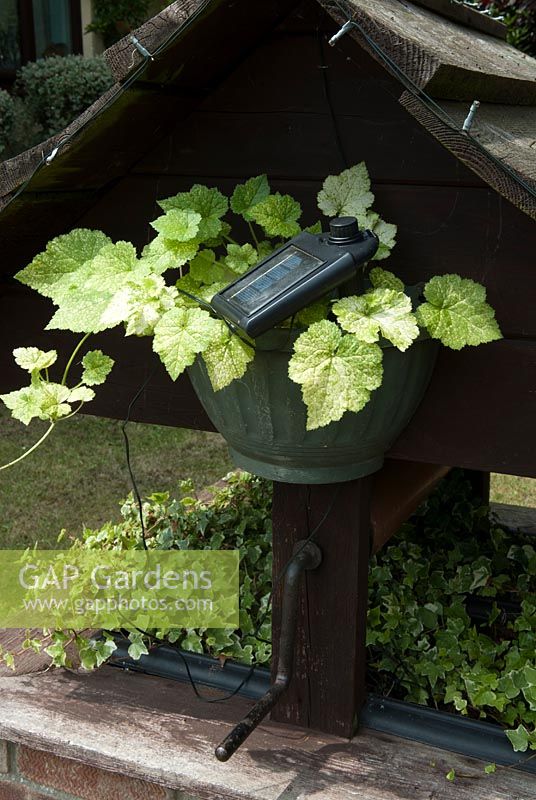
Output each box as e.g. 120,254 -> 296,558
188,329 -> 438,484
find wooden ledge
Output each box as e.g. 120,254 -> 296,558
491,502 -> 536,536
0,667 -> 533,799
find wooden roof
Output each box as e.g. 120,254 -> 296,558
320,0 -> 536,217
0,0 -> 535,218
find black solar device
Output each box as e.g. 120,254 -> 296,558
211,217 -> 379,338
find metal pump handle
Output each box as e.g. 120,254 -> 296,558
215,541 -> 322,761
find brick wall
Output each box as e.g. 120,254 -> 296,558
0,741 -> 198,800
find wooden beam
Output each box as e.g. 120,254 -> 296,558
270,478 -> 373,736
1,664 -> 535,798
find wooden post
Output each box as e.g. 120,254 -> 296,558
270,478 -> 373,737
463,470 -> 491,505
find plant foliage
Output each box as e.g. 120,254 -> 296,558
68,472 -> 273,667
0,89 -> 15,156
368,470 -> 536,753
14,55 -> 114,140
26,470 -> 536,754
3,164 -> 502,444
86,0 -> 153,46
465,1 -> 536,55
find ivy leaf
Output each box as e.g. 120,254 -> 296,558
445,770 -> 456,782
333,288 -> 419,351
204,220 -> 232,249
224,244 -> 259,275
249,194 -> 302,238
15,229 -> 111,298
484,763 -> 496,775
288,320 -> 383,429
0,385 -> 44,425
81,350 -> 114,386
127,632 -> 149,661
44,639 -> 69,668
3,652 -> 15,671
369,267 -> 404,293
231,175 -> 270,220
181,629 -> 204,653
202,322 -> 255,391
153,307 -> 220,380
416,275 -> 502,350
317,163 -> 374,219
142,235 -> 200,272
176,275 -> 227,306
506,724 -> 530,752
150,209 -> 201,242
193,281 -> 227,303
13,347 -> 57,373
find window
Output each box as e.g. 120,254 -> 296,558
0,0 -> 21,72
32,0 -> 74,59
0,0 -> 83,80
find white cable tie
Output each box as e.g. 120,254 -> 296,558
462,100 -> 481,133
45,146 -> 60,165
130,35 -> 155,61
328,20 -> 354,46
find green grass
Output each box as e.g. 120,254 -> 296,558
0,405 -> 534,549
490,473 -> 536,507
0,407 -> 232,549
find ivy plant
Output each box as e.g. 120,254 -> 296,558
1,164 -> 502,463
15,470 -> 535,755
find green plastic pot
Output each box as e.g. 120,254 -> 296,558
188,329 -> 438,484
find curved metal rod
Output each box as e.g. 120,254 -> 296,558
215,541 -> 322,762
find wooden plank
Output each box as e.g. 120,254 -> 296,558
0,666 -> 533,799
389,340 -> 536,478
132,108 -> 482,186
0,285 -> 214,432
271,479 -> 372,736
491,503 -> 536,536
133,26 -> 482,187
0,630 -> 53,676
399,91 -> 536,222
437,101 -> 536,187
2,286 -> 536,477
6,178 -> 535,341
320,0 -> 536,104
75,175 -> 536,339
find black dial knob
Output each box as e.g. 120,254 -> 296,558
328,216 -> 361,244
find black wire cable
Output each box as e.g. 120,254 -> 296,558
114,484 -> 340,703
163,484 -> 340,703
121,367 -> 159,551
317,25 -> 349,170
